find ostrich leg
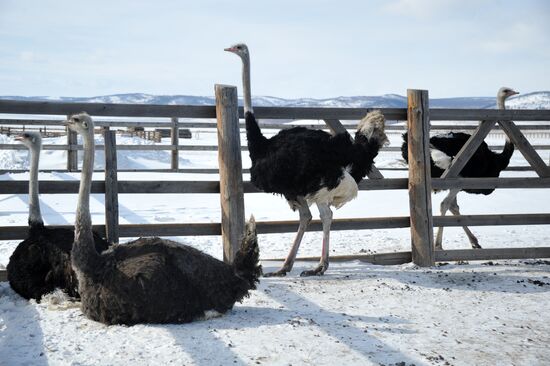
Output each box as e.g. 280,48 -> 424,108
300,202 -> 332,276
435,188 -> 460,250
264,196 -> 312,277
449,195 -> 481,249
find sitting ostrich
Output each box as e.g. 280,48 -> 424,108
401,87 -> 519,249
67,112 -> 261,325
7,131 -> 109,301
225,43 -> 388,276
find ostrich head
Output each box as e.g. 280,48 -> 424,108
224,43 -> 249,60
497,87 -> 519,109
225,42 -> 253,113
65,112 -> 94,137
15,131 -> 42,150
498,87 -> 519,100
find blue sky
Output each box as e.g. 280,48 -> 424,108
1,0 -> 549,98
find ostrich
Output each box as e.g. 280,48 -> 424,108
7,131 -> 109,301
66,112 -> 261,325
225,43 -> 388,277
401,87 -> 519,249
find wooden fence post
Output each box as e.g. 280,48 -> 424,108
407,89 -> 435,266
171,117 -> 179,171
67,114 -> 78,171
215,84 -> 245,263
103,127 -> 119,244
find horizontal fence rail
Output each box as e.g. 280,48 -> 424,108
1,143 -> 550,152
2,213 -> 550,241
263,247 -> 550,265
2,99 -> 550,120
3,118 -> 550,130
1,177 -> 549,195
0,166 -> 545,175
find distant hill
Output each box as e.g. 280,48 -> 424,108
1,91 -> 549,109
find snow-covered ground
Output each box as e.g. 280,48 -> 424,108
1,124 -> 549,365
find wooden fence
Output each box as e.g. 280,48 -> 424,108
1,89 -> 550,282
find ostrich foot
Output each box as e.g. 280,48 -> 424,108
300,264 -> 328,277
263,268 -> 289,277
471,241 -> 482,249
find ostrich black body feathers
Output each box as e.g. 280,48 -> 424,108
246,112 -> 381,204
7,225 -> 109,301
75,227 -> 260,325
401,131 -> 514,195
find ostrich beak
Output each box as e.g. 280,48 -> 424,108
224,47 -> 236,52
14,135 -> 24,141
511,91 -> 519,95
62,120 -> 74,129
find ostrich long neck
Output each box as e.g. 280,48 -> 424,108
73,130 -> 102,271
497,94 -> 515,169
28,143 -> 43,226
242,53 -> 253,114
497,95 -> 507,110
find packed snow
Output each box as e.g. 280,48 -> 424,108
1,116 -> 549,365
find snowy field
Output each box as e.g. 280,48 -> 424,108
1,125 -> 549,365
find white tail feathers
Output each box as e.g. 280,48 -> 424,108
357,110 -> 389,147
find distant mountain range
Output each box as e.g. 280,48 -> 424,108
1,91 -> 549,109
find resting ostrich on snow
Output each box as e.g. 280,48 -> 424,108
225,43 -> 388,277
66,112 -> 261,325
401,87 -> 519,249
7,131 -> 109,301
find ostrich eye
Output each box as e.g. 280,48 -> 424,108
82,122 -> 88,128
74,117 -> 80,122
23,133 -> 29,138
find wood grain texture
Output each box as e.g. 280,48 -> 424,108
170,117 -> 179,171
103,128 -> 119,244
499,120 -> 550,177
407,89 -> 435,266
1,214 -> 548,241
215,85 -> 245,263
66,120 -> 78,172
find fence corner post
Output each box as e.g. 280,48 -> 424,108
215,84 -> 245,263
103,127 -> 119,244
407,89 -> 435,266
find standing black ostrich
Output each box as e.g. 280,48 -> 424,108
225,43 -> 388,277
7,131 -> 109,301
66,112 -> 261,325
401,87 -> 519,249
